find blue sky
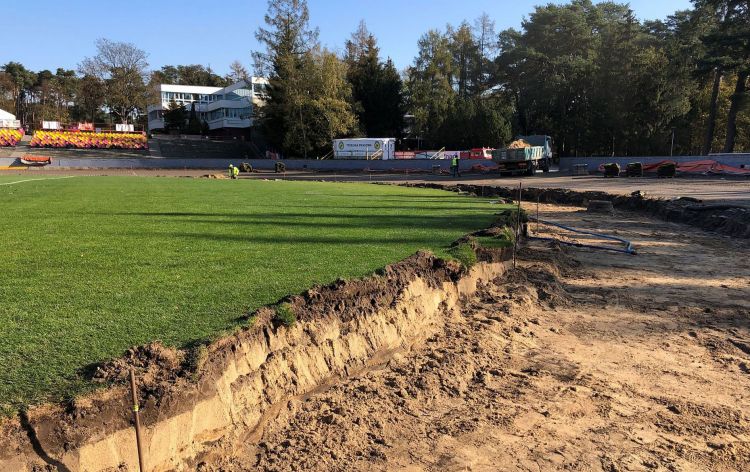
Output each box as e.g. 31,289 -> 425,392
3,0 -> 692,75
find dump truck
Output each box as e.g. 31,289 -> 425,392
492,135 -> 553,176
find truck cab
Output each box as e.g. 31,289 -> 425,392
468,148 -> 494,159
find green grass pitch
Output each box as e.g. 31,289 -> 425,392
0,176 -> 503,407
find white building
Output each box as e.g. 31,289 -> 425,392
0,108 -> 20,129
147,77 -> 268,135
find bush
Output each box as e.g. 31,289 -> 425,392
495,208 -> 527,228
240,162 -> 253,173
273,303 -> 296,327
448,241 -> 478,269
275,161 -> 286,173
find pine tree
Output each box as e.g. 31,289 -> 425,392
254,0 -> 319,156
345,21 -> 404,138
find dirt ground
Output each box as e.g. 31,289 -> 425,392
199,203 -> 749,472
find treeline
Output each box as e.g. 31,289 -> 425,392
0,39 -> 249,127
258,0 -> 749,157
2,0 -> 748,156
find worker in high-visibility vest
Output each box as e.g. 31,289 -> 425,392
451,155 -> 460,177
228,164 -> 235,179
233,165 -> 240,179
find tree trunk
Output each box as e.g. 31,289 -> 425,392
702,69 -> 722,155
723,70 -> 748,154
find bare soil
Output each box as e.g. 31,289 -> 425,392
201,204 -> 750,471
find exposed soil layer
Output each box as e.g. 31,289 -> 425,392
400,182 -> 750,238
0,250 -> 510,471
200,203 -> 750,471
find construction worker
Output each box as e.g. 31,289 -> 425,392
228,164 -> 235,179
232,165 -> 240,179
451,155 -> 460,178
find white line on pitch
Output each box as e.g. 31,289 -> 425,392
0,176 -> 78,186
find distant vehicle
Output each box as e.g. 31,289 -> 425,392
332,138 -> 396,160
460,148 -> 494,160
492,135 -> 553,175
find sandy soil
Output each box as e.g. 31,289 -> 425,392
199,204 -> 749,471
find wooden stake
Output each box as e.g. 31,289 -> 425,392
130,369 -> 146,472
513,182 -> 522,269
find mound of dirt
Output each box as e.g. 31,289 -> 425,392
91,342 -> 185,391
284,251 -> 467,325
199,173 -> 228,179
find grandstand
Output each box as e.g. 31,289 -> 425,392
0,129 -> 23,147
29,131 -> 148,149
0,108 -> 22,147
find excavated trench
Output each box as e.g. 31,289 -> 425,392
398,182 -> 750,239
0,249 -> 511,472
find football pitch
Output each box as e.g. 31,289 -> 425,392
0,176 -> 502,407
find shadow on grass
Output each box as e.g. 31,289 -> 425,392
113,211 -> 498,245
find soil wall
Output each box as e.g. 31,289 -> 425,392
0,251 -> 510,472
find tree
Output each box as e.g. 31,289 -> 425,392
77,75 -> 106,122
162,100 -> 187,132
449,22 -> 480,98
254,0 -> 336,156
105,67 -> 148,123
187,102 -> 202,134
405,29 -> 455,147
293,49 -> 358,154
227,60 -> 250,83
1,62 -> 35,124
80,39 -> 150,124
344,21 -> 404,138
491,0 -> 695,156
150,64 -> 229,87
696,0 -> 750,153
473,13 -> 498,94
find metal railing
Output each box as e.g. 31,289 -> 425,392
428,147 -> 446,159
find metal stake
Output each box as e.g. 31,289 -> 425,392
130,369 -> 146,472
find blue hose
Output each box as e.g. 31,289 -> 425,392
529,218 -> 637,255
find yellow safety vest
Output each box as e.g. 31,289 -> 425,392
452,157 -> 458,166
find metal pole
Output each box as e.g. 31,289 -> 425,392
513,182 -> 522,269
536,193 -> 540,234
670,128 -> 675,157
130,369 -> 146,472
